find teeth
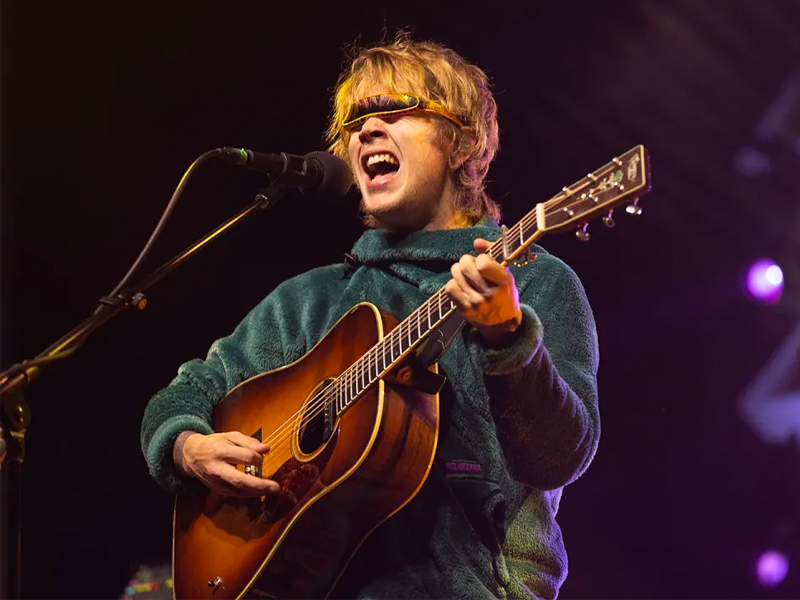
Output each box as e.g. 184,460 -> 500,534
366,153 -> 399,167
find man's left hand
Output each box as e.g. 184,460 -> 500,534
445,238 -> 523,349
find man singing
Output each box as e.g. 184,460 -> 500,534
141,34 -> 600,600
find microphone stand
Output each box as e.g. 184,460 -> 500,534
0,184 -> 283,599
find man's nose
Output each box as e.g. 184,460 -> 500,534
358,117 -> 388,144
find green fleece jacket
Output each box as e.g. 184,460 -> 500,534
141,224 -> 600,600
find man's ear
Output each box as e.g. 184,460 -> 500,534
449,126 -> 477,170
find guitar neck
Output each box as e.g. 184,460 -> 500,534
331,144 -> 651,417
330,213 -> 545,418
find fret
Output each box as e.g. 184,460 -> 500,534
362,356 -> 367,391
340,371 -> 346,410
348,366 -> 355,403
339,372 -> 345,412
367,349 -> 374,381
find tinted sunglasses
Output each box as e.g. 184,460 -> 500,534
342,93 -> 464,130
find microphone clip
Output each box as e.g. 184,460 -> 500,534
253,184 -> 287,210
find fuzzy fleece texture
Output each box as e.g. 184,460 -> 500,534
141,224 -> 600,600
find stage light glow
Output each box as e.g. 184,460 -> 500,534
757,550 -> 789,588
746,259 -> 784,303
765,265 -> 784,286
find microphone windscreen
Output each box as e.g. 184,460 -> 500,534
305,151 -> 353,197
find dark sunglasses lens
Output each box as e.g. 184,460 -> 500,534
348,95 -> 417,123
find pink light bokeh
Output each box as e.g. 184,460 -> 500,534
757,550 -> 789,588
746,259 -> 784,303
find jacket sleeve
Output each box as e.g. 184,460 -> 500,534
140,272 -> 323,493
465,254 -> 600,490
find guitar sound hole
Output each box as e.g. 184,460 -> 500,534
298,378 -> 335,454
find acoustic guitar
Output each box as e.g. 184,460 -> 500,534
172,145 -> 652,599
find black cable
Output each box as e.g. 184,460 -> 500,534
93,149 -> 222,313
0,149 -> 223,383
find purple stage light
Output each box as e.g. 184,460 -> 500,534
746,259 -> 784,303
757,550 -> 789,588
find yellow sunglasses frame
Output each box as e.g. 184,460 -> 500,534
342,93 -> 464,130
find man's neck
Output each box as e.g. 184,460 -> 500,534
421,209 -> 470,231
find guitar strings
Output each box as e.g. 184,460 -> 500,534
257,203 -> 552,467
256,211 -> 562,473
258,291 -> 455,462
254,164 -> 629,474
254,290 -> 457,473
257,197 -> 590,472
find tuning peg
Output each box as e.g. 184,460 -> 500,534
602,210 -> 616,228
625,198 -> 642,216
575,223 -> 590,242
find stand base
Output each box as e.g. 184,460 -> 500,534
0,414 -> 22,600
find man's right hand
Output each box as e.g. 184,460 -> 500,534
175,431 -> 281,498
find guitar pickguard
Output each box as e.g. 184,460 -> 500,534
260,427 -> 337,523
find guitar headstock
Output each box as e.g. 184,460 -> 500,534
539,145 -> 651,237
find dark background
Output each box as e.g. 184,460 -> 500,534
2,1 -> 800,598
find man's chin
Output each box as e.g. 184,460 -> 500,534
362,202 -> 428,234
361,198 -> 409,230
361,196 -> 402,221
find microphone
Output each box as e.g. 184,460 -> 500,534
217,148 -> 353,196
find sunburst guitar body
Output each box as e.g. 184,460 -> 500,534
172,303 -> 440,600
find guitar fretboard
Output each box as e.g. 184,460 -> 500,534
323,212 -> 541,417
318,144 -> 650,417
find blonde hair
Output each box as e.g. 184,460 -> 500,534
326,33 -> 501,223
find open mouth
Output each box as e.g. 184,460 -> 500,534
362,152 -> 400,185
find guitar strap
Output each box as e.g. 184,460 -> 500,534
341,252 -> 362,279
